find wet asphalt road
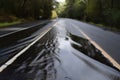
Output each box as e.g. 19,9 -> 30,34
0,18 -> 120,80
62,19 -> 120,64
0,20 -> 50,36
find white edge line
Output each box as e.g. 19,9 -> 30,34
0,22 -> 58,72
79,29 -> 120,70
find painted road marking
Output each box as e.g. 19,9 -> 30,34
79,29 -> 120,70
0,22 -> 58,72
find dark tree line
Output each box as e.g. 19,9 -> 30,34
60,0 -> 120,29
0,0 -> 53,22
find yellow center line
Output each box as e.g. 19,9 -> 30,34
79,29 -> 120,70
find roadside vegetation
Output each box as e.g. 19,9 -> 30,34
0,21 -> 21,27
57,0 -> 120,31
0,0 -> 119,31
0,0 -> 57,27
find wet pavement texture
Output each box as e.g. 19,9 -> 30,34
0,19 -> 120,80
65,19 -> 120,64
0,20 -> 50,36
0,21 -> 51,67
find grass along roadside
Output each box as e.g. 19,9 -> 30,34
0,20 -> 21,28
89,22 -> 120,32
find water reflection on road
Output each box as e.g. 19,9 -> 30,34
0,24 -> 120,80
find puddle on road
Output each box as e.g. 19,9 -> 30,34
0,27 -> 120,80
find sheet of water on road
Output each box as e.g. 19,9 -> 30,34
0,22 -> 120,80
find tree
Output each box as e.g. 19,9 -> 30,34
59,0 -> 120,29
0,0 -> 54,21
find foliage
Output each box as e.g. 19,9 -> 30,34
51,10 -> 58,19
59,0 -> 86,19
0,20 -> 21,27
0,0 -> 54,21
59,0 -> 120,29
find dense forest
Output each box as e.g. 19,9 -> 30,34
0,0 -> 54,22
59,0 -> 120,30
0,0 -> 120,30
